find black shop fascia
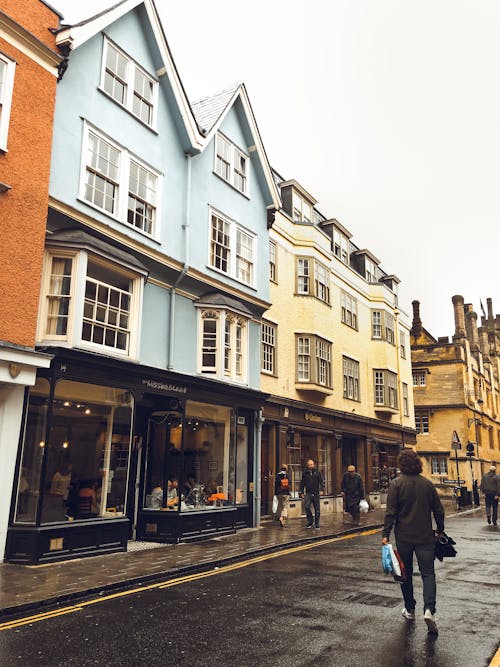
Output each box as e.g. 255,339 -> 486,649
7,347 -> 267,564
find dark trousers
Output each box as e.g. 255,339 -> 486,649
346,501 -> 360,524
396,540 -> 437,614
485,493 -> 498,523
305,493 -> 320,526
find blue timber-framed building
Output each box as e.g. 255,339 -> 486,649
6,0 -> 281,563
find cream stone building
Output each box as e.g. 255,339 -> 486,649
411,296 -> 500,499
259,176 -> 416,514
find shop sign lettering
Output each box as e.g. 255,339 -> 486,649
304,412 -> 322,423
141,379 -> 187,394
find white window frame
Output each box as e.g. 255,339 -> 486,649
214,132 -> 249,196
400,330 -> 407,358
341,291 -> 358,329
80,122 -> 161,237
297,258 -> 311,295
208,208 -> 256,287
292,191 -> 312,223
431,456 -> 447,475
333,229 -> 349,264
413,370 -> 426,387
197,308 -> 249,383
261,321 -> 277,375
343,356 -> 360,401
0,53 -> 16,152
371,309 -> 395,344
366,258 -> 377,282
315,262 -> 330,304
38,250 -> 143,360
100,37 -> 158,129
402,382 -> 409,416
269,240 -> 277,282
374,369 -> 398,408
296,334 -> 332,388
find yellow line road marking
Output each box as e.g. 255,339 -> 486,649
489,644 -> 500,667
0,528 -> 380,632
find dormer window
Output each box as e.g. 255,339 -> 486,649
292,192 -> 312,223
100,38 -> 158,128
366,258 -> 377,282
333,228 -> 349,264
214,133 -> 249,195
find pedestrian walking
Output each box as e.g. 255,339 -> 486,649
382,449 -> 445,635
341,465 -> 365,525
299,459 -> 324,529
480,465 -> 500,526
275,464 -> 292,527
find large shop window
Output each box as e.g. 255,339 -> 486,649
144,401 -> 247,512
14,380 -> 133,525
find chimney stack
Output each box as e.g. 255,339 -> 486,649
479,328 -> 490,359
452,295 -> 466,340
466,308 -> 480,351
487,298 -> 493,320
411,300 -> 423,339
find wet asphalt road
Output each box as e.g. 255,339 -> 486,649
0,511 -> 498,667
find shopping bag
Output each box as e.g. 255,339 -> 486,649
359,499 -> 369,513
392,548 -> 407,582
272,494 -> 278,514
381,544 -> 393,574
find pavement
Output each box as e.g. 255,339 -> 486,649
0,508 -> 496,667
0,502 -> 477,619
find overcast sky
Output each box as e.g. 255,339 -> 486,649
52,0 -> 500,337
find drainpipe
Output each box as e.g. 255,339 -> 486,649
167,153 -> 192,370
254,408 -> 265,527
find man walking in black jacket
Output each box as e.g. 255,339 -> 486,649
341,465 -> 365,525
480,465 -> 500,526
382,449 -> 445,635
300,459 -> 324,529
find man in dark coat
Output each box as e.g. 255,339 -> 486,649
480,465 -> 500,526
299,459 -> 324,529
341,465 -> 364,525
382,449 -> 445,635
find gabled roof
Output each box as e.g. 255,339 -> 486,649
192,82 -> 281,209
55,0 -> 203,151
192,82 -> 242,135
55,1 -> 280,209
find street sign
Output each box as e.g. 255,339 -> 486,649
451,430 -> 461,450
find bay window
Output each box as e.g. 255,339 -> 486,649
296,334 -> 332,389
198,308 -> 249,383
39,244 -> 144,359
296,257 -> 330,304
374,369 -> 398,409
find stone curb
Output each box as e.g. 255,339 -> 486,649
0,522 -> 383,621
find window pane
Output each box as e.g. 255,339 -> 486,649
14,378 -> 51,523
144,412 -> 182,510
180,402 -> 234,511
40,381 -> 133,523
210,215 -> 231,273
46,257 -> 73,336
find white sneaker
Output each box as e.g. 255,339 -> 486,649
401,608 -> 415,620
423,609 -> 438,635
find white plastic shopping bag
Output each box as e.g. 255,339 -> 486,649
359,498 -> 369,513
272,494 -> 278,514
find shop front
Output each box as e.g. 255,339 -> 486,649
261,398 -> 416,517
6,349 -> 262,564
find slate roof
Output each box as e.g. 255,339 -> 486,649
191,82 -> 242,134
47,228 -> 148,274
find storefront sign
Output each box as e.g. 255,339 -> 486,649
141,379 -> 187,394
304,412 -> 322,423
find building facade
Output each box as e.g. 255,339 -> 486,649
411,297 -> 500,495
259,177 -> 416,516
5,0 -> 280,563
0,0 -> 62,561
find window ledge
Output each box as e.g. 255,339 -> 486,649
295,382 -> 333,396
374,405 -> 399,416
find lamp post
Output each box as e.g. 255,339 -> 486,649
467,416 -> 481,506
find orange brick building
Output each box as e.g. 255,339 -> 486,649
0,1 -> 62,559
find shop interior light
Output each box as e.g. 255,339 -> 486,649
39,441 -> 45,448
62,441 -> 69,449
84,408 -> 91,414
